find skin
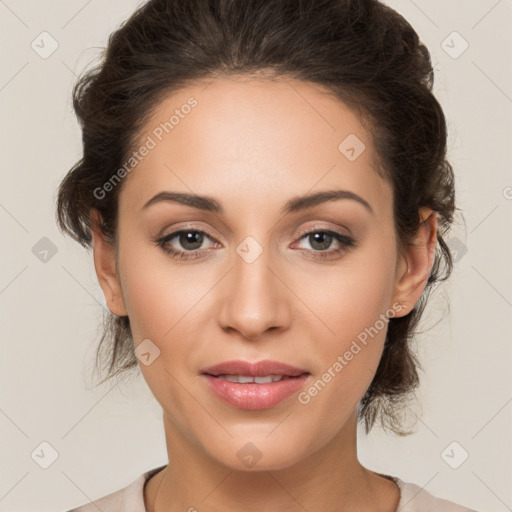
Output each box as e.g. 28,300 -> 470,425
91,75 -> 437,512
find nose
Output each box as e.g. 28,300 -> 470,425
217,245 -> 291,341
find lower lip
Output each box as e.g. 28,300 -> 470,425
202,374 -> 310,410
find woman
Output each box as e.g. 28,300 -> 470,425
57,0 -> 478,510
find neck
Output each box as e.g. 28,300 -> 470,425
145,410 -> 400,512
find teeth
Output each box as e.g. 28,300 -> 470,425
254,376 -> 276,384
239,375 -> 256,383
217,374 -> 287,383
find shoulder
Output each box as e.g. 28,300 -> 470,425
394,477 -> 479,512
65,465 -> 166,512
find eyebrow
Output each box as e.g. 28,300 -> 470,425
142,189 -> 374,215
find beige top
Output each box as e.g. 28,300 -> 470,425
66,465 -> 478,512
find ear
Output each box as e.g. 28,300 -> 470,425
390,207 -> 438,317
90,209 -> 128,317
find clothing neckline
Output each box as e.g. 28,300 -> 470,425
374,471 -> 403,511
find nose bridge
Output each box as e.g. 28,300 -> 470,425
217,234 -> 289,339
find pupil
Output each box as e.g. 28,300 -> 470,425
310,232 -> 331,251
181,231 -> 203,250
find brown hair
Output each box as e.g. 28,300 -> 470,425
56,0 -> 457,435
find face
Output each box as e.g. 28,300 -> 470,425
92,75 -> 436,471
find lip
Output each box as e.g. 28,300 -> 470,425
200,360 -> 310,410
201,359 -> 308,377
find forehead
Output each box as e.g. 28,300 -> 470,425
120,76 -> 391,218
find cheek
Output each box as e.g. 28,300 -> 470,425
117,243 -> 207,424
298,241 -> 397,394
301,247 -> 396,346
117,236 -> 210,341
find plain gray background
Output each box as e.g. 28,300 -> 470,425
1,0 -> 511,511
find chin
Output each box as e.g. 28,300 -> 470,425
202,432 -> 316,472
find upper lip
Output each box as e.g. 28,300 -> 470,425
201,360 -> 309,377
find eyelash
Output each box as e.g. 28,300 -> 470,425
154,225 -> 356,262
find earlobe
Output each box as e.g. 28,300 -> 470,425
390,207 -> 438,316
90,209 -> 128,317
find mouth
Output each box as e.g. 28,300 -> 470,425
209,374 -> 298,383
200,360 -> 311,410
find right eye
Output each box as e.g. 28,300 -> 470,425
154,228 -> 220,260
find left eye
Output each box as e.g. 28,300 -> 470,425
154,228 -> 355,261
294,230 -> 354,253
